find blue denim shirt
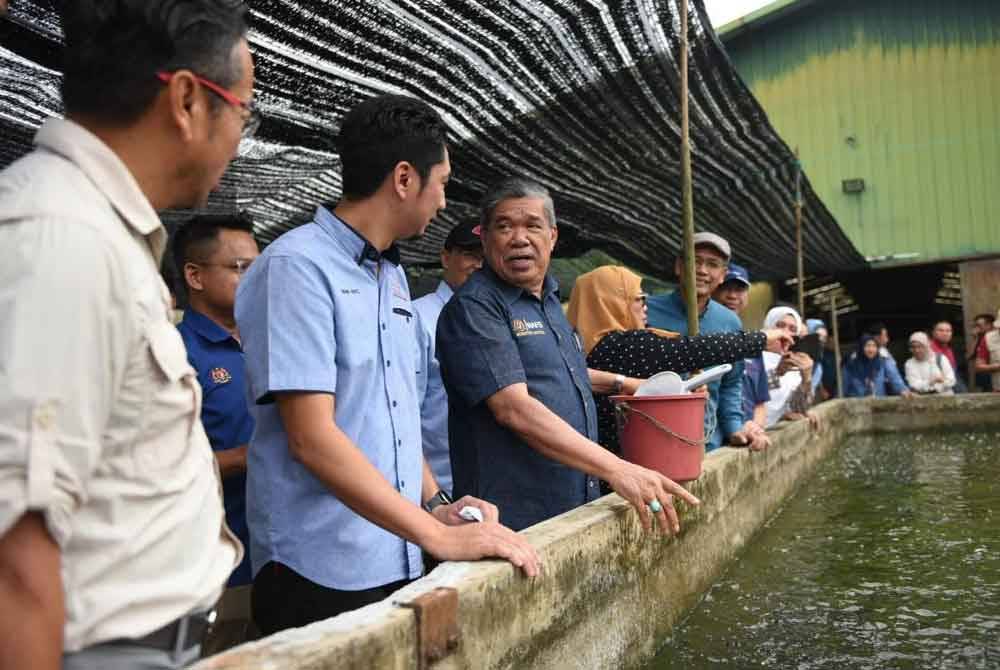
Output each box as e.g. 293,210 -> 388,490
436,266 -> 600,531
235,206 -> 424,590
177,308 -> 254,586
413,281 -> 453,496
646,291 -> 744,450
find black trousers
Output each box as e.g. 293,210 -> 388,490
251,561 -> 411,635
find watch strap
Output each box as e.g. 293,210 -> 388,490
423,489 -> 453,513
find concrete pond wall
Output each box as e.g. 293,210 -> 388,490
194,394 -> 1000,670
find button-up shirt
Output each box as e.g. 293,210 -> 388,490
436,266 -> 600,532
235,206 -> 424,591
177,308 -> 255,586
0,118 -> 239,651
413,280 -> 454,495
646,291 -> 745,450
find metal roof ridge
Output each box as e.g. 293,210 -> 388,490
716,0 -> 823,40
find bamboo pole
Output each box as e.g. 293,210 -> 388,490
831,295 -> 843,398
680,0 -> 698,337
794,148 -> 804,317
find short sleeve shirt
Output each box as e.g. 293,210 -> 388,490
235,206 -> 424,591
436,266 -> 600,532
177,308 -> 255,586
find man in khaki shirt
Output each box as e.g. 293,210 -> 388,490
0,2 -> 255,668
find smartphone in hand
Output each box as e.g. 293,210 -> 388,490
790,333 -> 822,361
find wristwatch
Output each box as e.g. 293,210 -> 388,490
423,489 -> 453,513
612,374 -> 626,394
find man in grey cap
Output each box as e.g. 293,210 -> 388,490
413,221 -> 484,495
646,232 -> 746,451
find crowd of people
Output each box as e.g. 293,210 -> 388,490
1,3 -> 999,670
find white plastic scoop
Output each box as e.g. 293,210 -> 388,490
634,364 -> 733,397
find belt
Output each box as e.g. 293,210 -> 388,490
111,610 -> 215,652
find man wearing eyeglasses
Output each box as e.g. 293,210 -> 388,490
0,2 -> 252,668
646,233 -> 747,452
172,213 -> 260,654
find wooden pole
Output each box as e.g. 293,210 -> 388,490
794,148 -> 805,317
831,295 -> 843,397
680,0 -> 698,337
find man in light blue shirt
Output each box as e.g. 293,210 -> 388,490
646,233 -> 746,451
414,221 -> 483,496
235,95 -> 539,635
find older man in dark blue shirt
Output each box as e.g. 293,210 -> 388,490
437,178 -> 700,533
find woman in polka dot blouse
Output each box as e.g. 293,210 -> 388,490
566,266 -> 789,459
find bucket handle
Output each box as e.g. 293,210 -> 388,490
614,401 -> 717,448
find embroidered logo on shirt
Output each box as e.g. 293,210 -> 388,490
210,367 -> 232,384
512,318 -> 546,337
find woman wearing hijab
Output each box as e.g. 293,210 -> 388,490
762,307 -> 817,427
566,266 -> 790,457
843,333 -> 911,397
905,331 -> 956,394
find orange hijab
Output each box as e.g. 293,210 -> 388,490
566,265 -> 678,355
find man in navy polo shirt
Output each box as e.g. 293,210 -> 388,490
235,95 -> 539,635
436,178 -> 700,533
173,213 -> 259,653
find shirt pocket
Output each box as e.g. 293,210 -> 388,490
131,320 -> 203,477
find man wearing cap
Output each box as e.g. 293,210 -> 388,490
714,264 -> 770,451
646,233 -> 745,451
413,221 -> 484,496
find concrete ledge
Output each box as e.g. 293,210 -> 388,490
194,394 -> 1000,670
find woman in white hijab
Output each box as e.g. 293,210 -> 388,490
905,331 -> 956,395
762,306 -> 817,428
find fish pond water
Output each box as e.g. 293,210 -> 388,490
647,429 -> 1000,670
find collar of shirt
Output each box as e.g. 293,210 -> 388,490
33,118 -> 167,263
481,264 -> 560,305
434,280 -> 454,305
667,288 -> 712,317
181,307 -> 237,346
314,205 -> 401,267
929,340 -> 952,355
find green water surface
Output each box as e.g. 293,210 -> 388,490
647,429 -> 1000,669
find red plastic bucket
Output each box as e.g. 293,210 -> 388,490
611,392 -> 707,483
